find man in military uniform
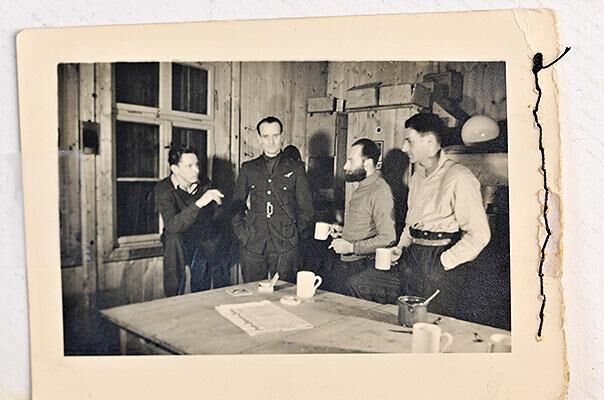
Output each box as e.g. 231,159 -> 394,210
231,116 -> 315,283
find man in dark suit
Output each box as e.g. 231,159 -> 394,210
154,145 -> 224,297
232,116 -> 315,283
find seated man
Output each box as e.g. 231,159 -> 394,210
155,145 -> 224,297
327,138 -> 396,300
349,113 -> 491,318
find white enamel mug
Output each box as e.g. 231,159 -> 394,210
296,271 -> 323,299
411,323 -> 454,353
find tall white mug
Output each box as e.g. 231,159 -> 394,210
314,222 -> 331,240
296,271 -> 323,299
411,323 -> 454,353
375,248 -> 391,270
488,334 -> 512,353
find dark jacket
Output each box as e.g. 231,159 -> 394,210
155,176 -> 228,296
231,153 -> 315,255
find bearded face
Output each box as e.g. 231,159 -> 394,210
343,144 -> 368,182
344,166 -> 367,182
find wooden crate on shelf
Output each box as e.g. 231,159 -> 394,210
379,83 -> 432,109
423,71 -> 464,102
307,96 -> 337,113
344,82 -> 380,109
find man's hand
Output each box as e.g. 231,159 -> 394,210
329,238 -> 353,254
390,246 -> 403,263
329,224 -> 343,239
196,189 -> 224,208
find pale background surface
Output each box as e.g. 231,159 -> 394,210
0,1 -> 600,399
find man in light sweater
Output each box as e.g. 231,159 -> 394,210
327,138 -> 396,298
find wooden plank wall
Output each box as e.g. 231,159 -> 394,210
96,63 -> 115,259
58,64 -> 82,266
443,62 -> 507,121
209,63 -> 236,196
239,62 -> 328,163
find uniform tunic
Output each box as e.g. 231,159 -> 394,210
232,152 -> 314,282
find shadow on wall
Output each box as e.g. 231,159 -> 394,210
308,130 -> 332,157
381,148 -> 410,238
211,156 -> 237,203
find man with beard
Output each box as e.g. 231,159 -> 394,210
326,138 -> 396,298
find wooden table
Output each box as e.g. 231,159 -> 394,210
100,281 -> 510,354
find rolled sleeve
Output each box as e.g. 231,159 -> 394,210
440,171 -> 491,269
397,225 -> 413,249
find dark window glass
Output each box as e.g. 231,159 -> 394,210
116,182 -> 159,236
115,62 -> 159,107
116,121 -> 159,178
171,127 -> 208,178
172,64 -> 208,114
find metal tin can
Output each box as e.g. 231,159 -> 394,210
397,295 -> 427,327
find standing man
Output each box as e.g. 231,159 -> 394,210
155,145 -> 224,297
231,116 -> 314,283
327,138 -> 396,299
349,113 -> 491,318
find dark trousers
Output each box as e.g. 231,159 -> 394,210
190,252 -> 231,293
163,236 -> 230,297
346,265 -> 402,304
162,236 -> 191,297
400,244 -> 466,319
239,238 -> 300,283
346,244 -> 467,315
326,257 -> 370,296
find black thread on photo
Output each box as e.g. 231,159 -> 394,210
532,47 -> 571,338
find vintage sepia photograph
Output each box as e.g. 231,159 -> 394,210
18,11 -> 567,399
58,60 -> 511,356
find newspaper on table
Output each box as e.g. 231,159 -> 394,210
215,300 -> 313,336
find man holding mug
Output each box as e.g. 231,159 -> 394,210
326,138 -> 397,299
349,113 -> 491,318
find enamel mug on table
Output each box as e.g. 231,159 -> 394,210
488,334 -> 512,353
296,271 -> 322,299
411,322 -> 454,353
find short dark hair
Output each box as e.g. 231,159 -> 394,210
168,144 -> 198,166
256,116 -> 283,135
404,113 -> 446,145
352,138 -> 381,167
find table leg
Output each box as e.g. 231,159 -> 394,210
119,328 -> 127,355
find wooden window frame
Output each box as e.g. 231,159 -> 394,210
107,62 -> 216,253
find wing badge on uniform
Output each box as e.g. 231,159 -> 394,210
284,171 -> 293,178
